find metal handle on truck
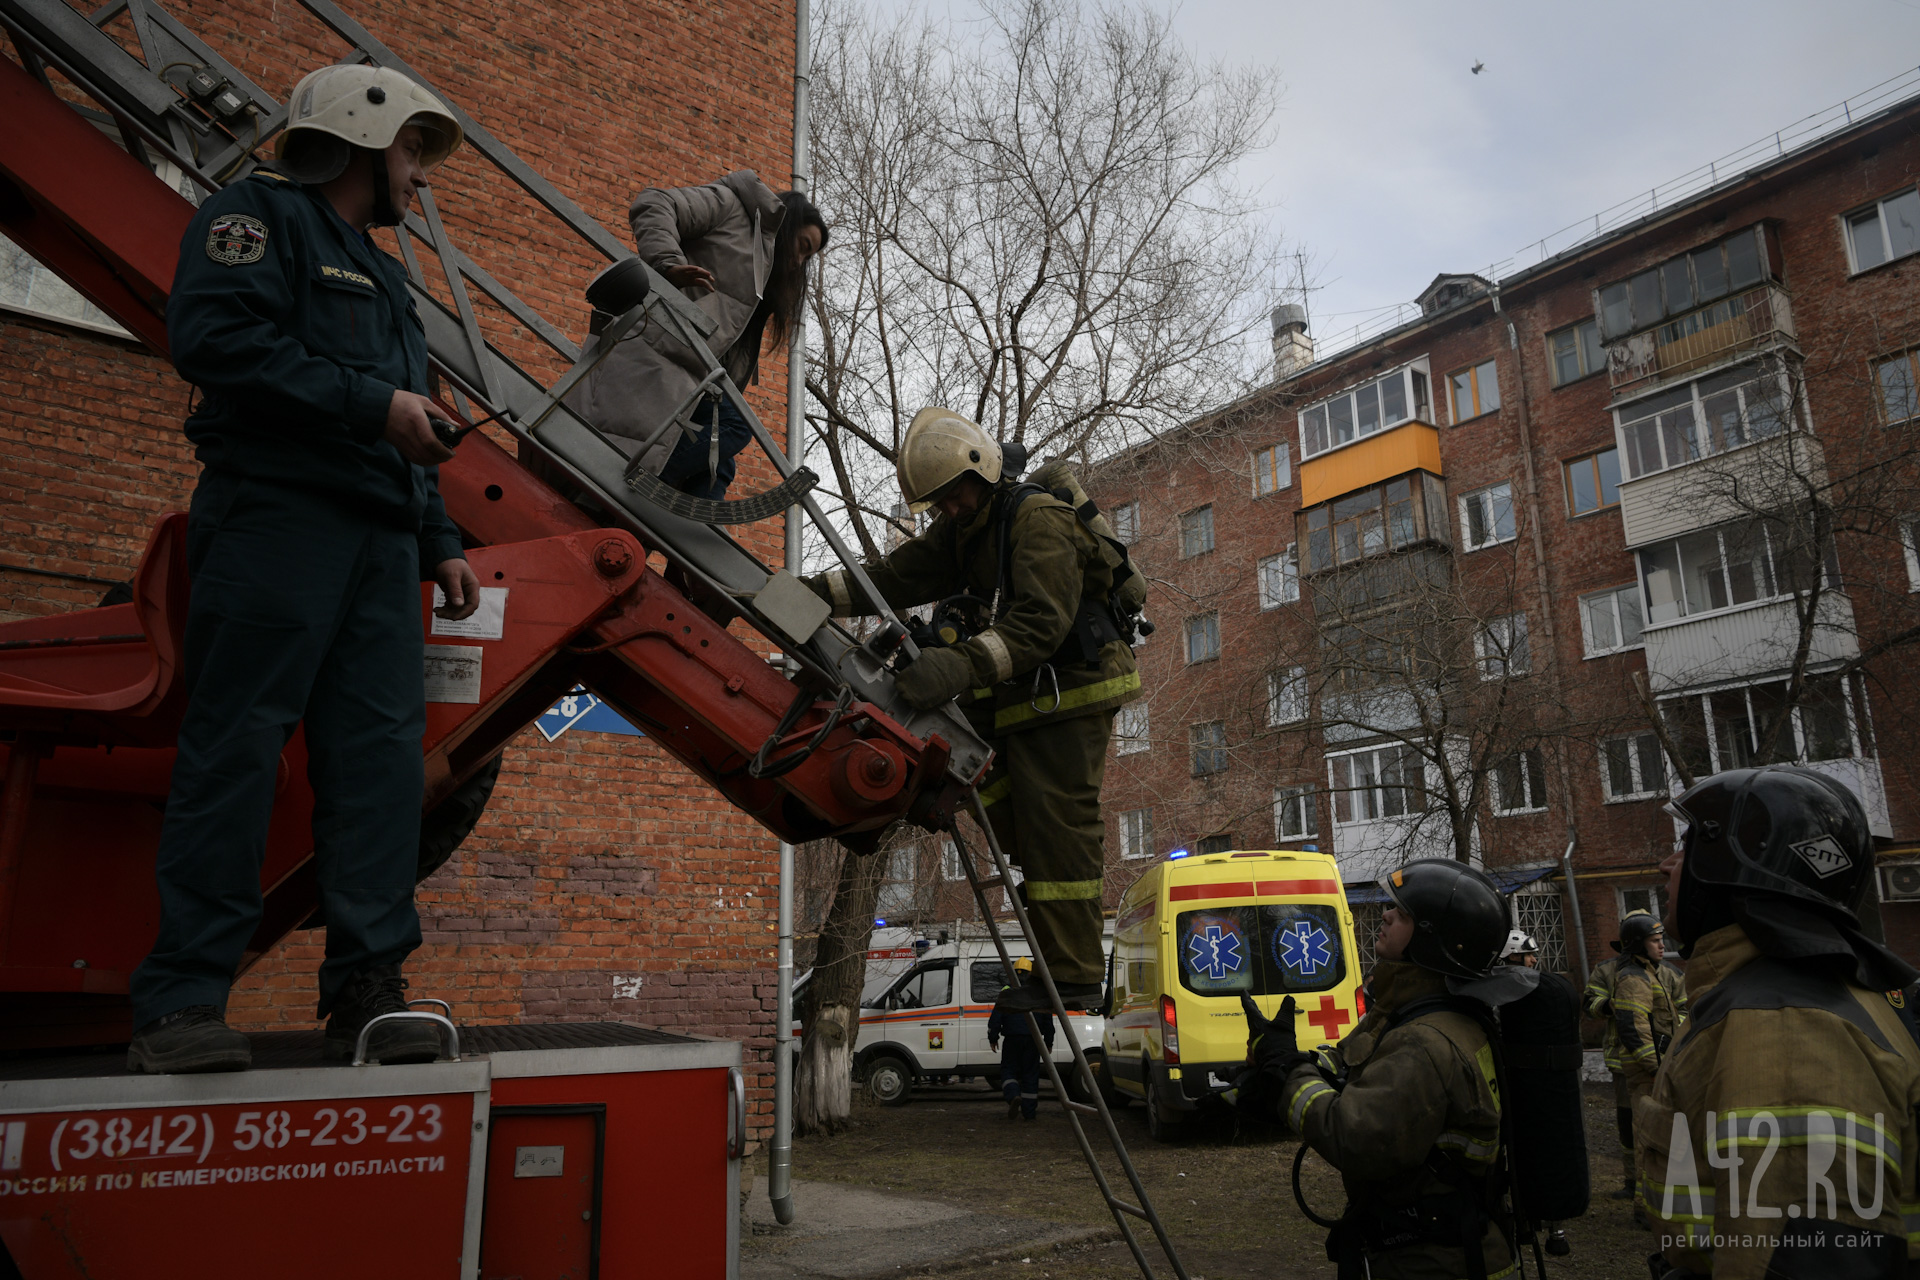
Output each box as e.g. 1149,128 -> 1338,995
727,1066 -> 746,1159
352,1011 -> 462,1065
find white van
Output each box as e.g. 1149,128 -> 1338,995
851,939 -> 1105,1105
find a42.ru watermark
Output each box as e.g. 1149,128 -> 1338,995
1651,1107 -> 1898,1223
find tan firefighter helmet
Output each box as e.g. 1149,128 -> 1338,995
897,407 -> 1002,513
274,64 -> 462,183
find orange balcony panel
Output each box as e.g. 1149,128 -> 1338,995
1299,422 -> 1444,507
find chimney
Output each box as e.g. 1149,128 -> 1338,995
1271,303 -> 1313,379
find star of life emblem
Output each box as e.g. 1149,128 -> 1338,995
1790,833 -> 1852,879
1184,923 -> 1244,980
1275,919 -> 1334,977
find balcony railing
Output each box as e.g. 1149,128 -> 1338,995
1607,284 -> 1794,395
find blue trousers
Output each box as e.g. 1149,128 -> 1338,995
131,474 -> 426,1027
657,397 -> 753,501
1000,1034 -> 1046,1118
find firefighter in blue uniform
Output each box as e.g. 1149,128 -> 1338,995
987,957 -> 1056,1120
128,64 -> 480,1073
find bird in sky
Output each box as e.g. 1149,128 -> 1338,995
1471,60 -> 1485,75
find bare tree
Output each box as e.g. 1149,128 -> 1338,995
793,837 -> 887,1134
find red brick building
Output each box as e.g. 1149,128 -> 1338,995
1,0 -> 797,1141
1085,92 -> 1920,979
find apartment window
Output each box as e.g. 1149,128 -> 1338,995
1275,785 -> 1317,842
1598,226 -> 1769,339
1901,516 -> 1920,592
1110,501 -> 1140,545
1637,515 -> 1835,626
1299,361 -> 1432,459
1579,584 -> 1645,656
1328,746 -> 1426,824
1845,186 -> 1920,273
1615,361 -> 1794,481
1184,612 -> 1221,663
1619,884 -> 1671,924
1477,613 -> 1531,679
940,837 -> 965,881
1115,702 -> 1150,755
1257,545 -> 1299,608
1252,444 -> 1291,496
1119,807 -> 1154,860
1180,506 -> 1215,557
1195,834 -> 1235,855
0,233 -> 131,337
1191,722 -> 1228,776
1565,448 -> 1621,517
1876,350 -> 1920,425
1449,359 -> 1501,422
1601,731 -> 1665,801
1660,674 -> 1869,772
1300,472 -> 1450,572
1548,318 -> 1605,387
1459,482 -> 1515,551
1492,747 -> 1548,814
1267,667 -> 1309,726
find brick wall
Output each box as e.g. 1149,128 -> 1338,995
1085,103 -> 1920,977
2,0 -> 798,1143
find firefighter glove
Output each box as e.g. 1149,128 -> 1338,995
1242,993 -> 1311,1075
895,646 -> 973,710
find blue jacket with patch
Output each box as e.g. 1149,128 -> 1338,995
166,168 -> 463,573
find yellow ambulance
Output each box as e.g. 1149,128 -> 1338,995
1098,847 -> 1365,1141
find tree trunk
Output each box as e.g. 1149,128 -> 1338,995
794,842 -> 887,1135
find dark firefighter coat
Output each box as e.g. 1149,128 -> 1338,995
1637,923 -> 1920,1279
1280,961 -> 1514,1279
1612,953 -> 1687,1084
808,483 -> 1139,735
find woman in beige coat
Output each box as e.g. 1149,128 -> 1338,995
570,170 -> 827,500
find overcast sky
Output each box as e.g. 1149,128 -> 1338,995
1165,0 -> 1920,352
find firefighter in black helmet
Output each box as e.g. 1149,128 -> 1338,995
1238,859 -> 1515,1279
1641,766 -> 1920,1278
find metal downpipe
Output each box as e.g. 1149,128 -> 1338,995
770,0 -> 811,1227
1560,834 -> 1591,987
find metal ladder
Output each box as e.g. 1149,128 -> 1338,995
947,793 -> 1191,1280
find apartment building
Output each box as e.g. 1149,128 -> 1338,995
1085,90 -> 1920,976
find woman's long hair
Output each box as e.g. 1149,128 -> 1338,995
761,190 -> 828,350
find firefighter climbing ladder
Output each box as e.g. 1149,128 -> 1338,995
947,801 -> 1192,1280
0,0 -> 1191,1272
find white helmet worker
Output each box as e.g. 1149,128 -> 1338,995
274,65 -> 463,191
897,407 -> 1002,513
1500,928 -> 1539,960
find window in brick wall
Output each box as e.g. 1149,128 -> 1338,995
1565,447 -> 1621,517
1267,666 -> 1309,726
1111,501 -> 1140,545
1877,350 -> 1920,425
1615,359 -> 1795,481
1298,361 -> 1432,459
1638,515 -> 1836,625
1619,883 -> 1672,924
1579,584 -> 1645,656
1119,807 -> 1154,860
940,837 -> 965,881
1601,731 -> 1666,801
1459,482 -> 1515,551
1476,613 -> 1530,679
1492,748 -> 1549,814
1598,225 -> 1770,339
1328,745 -> 1426,823
1180,505 -> 1215,557
1274,785 -> 1317,842
1258,545 -> 1299,609
1252,443 -> 1291,496
1196,833 -> 1235,854
1845,186 -> 1920,273
1115,702 -> 1150,754
1901,516 -> 1920,592
0,234 -> 131,337
1191,721 -> 1228,776
1185,612 -> 1220,664
1548,318 -> 1605,387
1448,359 -> 1501,422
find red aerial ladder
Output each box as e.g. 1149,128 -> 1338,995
0,1 -> 1191,1275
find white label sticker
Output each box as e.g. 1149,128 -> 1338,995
424,645 -> 483,704
1791,834 -> 1852,878
430,586 -> 508,640
513,1145 -> 565,1178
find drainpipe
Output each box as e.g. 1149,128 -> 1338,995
1491,285 -> 1589,983
769,0 -> 811,1228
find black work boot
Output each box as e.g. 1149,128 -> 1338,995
323,965 -> 444,1064
996,981 -> 1101,1013
127,1006 -> 251,1074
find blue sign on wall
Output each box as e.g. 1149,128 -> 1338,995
535,687 -> 644,741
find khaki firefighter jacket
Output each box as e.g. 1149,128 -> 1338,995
1636,924 -> 1920,1279
809,484 -> 1139,735
1612,954 -> 1687,1081
1281,961 -> 1514,1280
